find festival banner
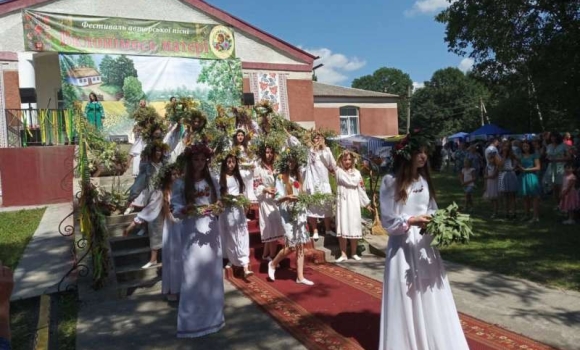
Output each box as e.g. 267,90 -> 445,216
23,10 -> 236,59
59,53 -> 243,138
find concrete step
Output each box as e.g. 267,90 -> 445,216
105,213 -> 138,226
109,234 -> 150,252
115,262 -> 162,283
117,277 -> 162,298
112,247 -> 151,267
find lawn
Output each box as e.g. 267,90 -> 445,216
0,208 -> 46,269
432,170 -> 580,291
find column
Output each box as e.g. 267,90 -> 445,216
18,52 -> 37,125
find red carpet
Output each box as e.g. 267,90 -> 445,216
225,217 -> 558,350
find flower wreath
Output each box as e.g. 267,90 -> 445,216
141,121 -> 168,143
250,132 -> 285,161
153,162 -> 180,190
392,128 -> 434,161
275,144 -> 308,174
141,140 -> 170,159
181,109 -> 208,131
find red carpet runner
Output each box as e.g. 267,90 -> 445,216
225,240 -> 558,349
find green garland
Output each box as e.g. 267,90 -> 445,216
275,145 -> 309,173
392,128 -> 435,161
221,194 -> 251,209
422,202 -> 475,247
289,192 -> 335,220
187,203 -> 224,217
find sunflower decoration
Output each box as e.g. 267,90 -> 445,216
153,162 -> 180,190
141,140 -> 170,161
392,128 -> 434,161
275,144 -> 308,174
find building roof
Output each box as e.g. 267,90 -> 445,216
313,82 -> 398,98
68,67 -> 100,78
0,0 -> 316,65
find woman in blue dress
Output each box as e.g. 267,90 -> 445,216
518,140 -> 541,222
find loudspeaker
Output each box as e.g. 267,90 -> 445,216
242,93 -> 255,106
109,135 -> 129,143
20,88 -> 37,104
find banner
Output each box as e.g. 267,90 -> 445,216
23,10 -> 236,59
59,53 -> 243,138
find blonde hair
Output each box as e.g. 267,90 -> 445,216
337,149 -> 358,170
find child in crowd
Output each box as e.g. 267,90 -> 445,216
335,150 -> 372,262
219,154 -> 253,277
460,158 -> 476,212
268,146 -> 314,286
483,154 -> 499,218
497,140 -> 519,219
560,162 -> 579,225
518,140 -> 542,223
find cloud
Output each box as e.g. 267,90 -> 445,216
405,0 -> 455,16
413,82 -> 425,91
303,47 -> 366,85
458,57 -> 474,73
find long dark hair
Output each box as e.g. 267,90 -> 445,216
89,92 -> 98,102
184,153 -> 217,205
282,156 -> 303,195
521,140 -> 534,156
219,154 -> 245,196
233,130 -> 248,148
393,149 -> 436,203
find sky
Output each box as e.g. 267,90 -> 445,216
206,0 -> 473,90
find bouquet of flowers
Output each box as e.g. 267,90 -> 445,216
187,203 -> 223,217
289,192 -> 335,220
421,202 -> 474,247
221,194 -> 251,209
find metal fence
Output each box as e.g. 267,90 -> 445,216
4,108 -> 77,147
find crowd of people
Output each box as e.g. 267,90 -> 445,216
443,131 -> 579,224
117,97 -> 374,338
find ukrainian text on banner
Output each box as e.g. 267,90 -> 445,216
23,10 -> 236,59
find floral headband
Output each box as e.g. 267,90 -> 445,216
275,145 -> 308,173
392,128 -> 434,161
184,142 -> 213,159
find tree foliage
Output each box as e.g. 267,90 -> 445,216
99,55 -> 138,88
122,76 -> 145,117
436,0 -> 580,131
411,68 -> 489,137
351,67 -> 413,134
98,55 -> 115,85
198,59 -> 243,118
76,55 -> 96,69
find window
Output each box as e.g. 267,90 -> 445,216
339,106 -> 359,136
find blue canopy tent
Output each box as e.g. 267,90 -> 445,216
447,132 -> 468,140
470,124 -> 510,137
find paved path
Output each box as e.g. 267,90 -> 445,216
10,202 -> 74,300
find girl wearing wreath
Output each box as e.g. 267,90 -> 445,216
219,154 -> 254,278
123,162 -> 179,270
172,144 -> 225,338
303,130 -> 337,240
335,150 -> 372,262
268,146 -> 314,286
253,141 -> 285,260
378,130 -> 468,350
170,110 -> 209,162
232,129 -> 258,202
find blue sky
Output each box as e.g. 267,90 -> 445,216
207,0 -> 473,89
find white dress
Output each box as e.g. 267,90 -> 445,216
219,175 -> 250,267
253,163 -> 285,242
483,165 -> 499,200
163,123 -> 181,153
129,135 -> 144,177
378,174 -> 469,350
130,162 -> 162,207
275,175 -> 310,247
173,178 -> 224,338
303,146 -> 336,218
336,168 -> 370,239
238,147 -> 258,202
161,178 -> 184,295
133,189 -> 165,250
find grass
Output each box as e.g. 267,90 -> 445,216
432,170 -> 580,291
9,297 -> 39,350
98,83 -> 121,96
0,208 -> 46,269
56,291 -> 78,350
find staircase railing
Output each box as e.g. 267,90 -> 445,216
4,108 -> 77,147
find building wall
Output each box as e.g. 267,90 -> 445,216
3,70 -> 20,109
313,104 -> 398,137
34,52 -> 60,109
286,79 -> 313,123
0,0 -> 306,65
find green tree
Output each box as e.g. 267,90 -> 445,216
411,68 -> 490,137
99,55 -> 115,85
61,82 -> 79,109
436,1 -> 580,131
198,59 -> 244,117
351,67 -> 412,133
110,55 -> 138,87
76,55 -> 97,69
122,76 -> 145,117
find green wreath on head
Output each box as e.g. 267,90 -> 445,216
153,162 -> 180,190
165,97 -> 202,124
392,128 -> 435,161
275,144 -> 308,174
141,140 -> 170,160
250,131 -> 285,161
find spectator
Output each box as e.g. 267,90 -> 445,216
563,132 -> 574,147
485,138 -> 500,166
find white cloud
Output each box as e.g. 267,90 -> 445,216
458,57 -> 474,73
303,47 -> 366,85
413,81 -> 425,91
405,0 -> 455,16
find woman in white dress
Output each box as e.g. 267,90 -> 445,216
335,150 -> 372,262
173,144 -> 224,338
219,154 -> 253,278
303,131 -> 336,240
267,146 -> 314,286
379,131 -> 469,350
253,144 -> 285,260
162,172 -> 184,302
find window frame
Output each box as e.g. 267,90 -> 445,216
339,106 -> 360,136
